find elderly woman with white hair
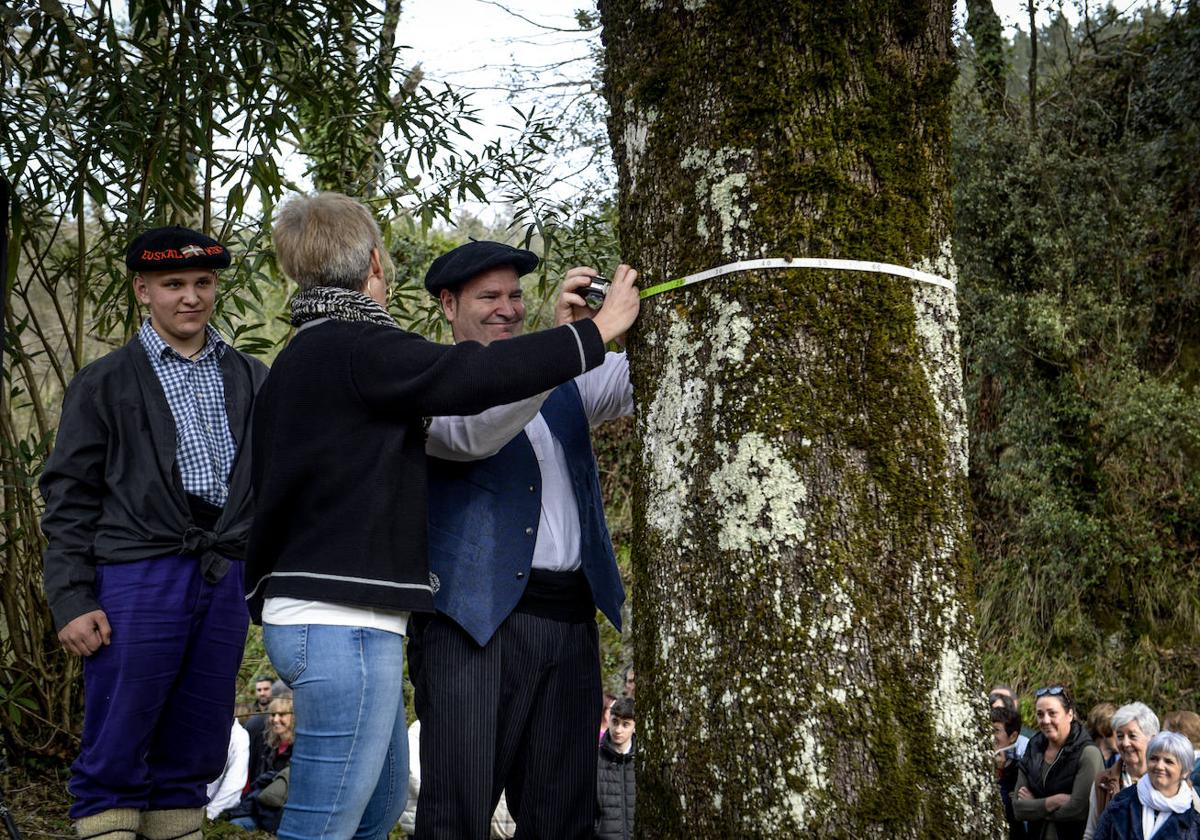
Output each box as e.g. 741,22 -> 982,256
1093,731 -> 1200,840
1084,702 -> 1161,840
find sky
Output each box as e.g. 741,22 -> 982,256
386,0 -> 1154,221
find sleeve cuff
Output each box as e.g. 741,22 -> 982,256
51,590 -> 102,633
566,319 -> 606,374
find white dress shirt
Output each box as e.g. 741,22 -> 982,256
426,352 -> 633,572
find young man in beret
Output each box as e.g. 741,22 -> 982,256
40,226 -> 268,840
410,241 -> 636,839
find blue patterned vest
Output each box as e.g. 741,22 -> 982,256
427,381 -> 625,645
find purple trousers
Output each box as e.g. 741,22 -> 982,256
69,555 -> 249,818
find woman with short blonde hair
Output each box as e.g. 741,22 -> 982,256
247,190 -> 641,839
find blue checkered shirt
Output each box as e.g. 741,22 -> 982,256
138,319 -> 237,507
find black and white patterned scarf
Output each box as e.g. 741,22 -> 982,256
290,285 -> 398,329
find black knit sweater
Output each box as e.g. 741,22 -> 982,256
244,317 -> 605,622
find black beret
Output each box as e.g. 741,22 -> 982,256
424,240 -> 539,296
125,225 -> 231,272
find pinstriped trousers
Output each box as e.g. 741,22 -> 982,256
410,612 -> 602,840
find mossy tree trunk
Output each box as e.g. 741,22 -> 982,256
600,2 -> 1001,836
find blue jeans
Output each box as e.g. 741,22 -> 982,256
263,623 -> 408,840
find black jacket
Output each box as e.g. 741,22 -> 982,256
249,736 -> 292,784
245,318 -> 606,621
1019,721 -> 1095,840
595,733 -> 635,840
40,338 -> 268,630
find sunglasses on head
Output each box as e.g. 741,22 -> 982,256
1035,686 -> 1065,698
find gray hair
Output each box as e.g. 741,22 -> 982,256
272,192 -> 389,292
1111,702 -> 1160,738
1147,731 -> 1194,771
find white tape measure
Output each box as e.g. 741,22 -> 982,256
639,257 -> 955,299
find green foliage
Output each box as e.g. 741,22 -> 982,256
957,5 -> 1200,709
0,0 -> 575,762
0,676 -> 36,727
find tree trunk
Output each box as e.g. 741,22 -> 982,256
1027,0 -> 1038,133
966,0 -> 1008,115
600,2 -> 1000,836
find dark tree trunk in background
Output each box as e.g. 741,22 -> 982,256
967,0 -> 1008,114
1027,0 -> 1038,132
1,176 -> 9,396
601,1 -> 1001,836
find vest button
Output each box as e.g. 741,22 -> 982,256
516,571 -> 525,579
525,527 -> 534,536
528,485 -> 535,492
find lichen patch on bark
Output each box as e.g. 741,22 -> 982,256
622,104 -> 656,191
708,433 -> 807,553
681,147 -> 758,254
911,240 -> 968,477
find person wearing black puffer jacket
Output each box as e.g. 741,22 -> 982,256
595,698 -> 636,840
1016,685 -> 1104,840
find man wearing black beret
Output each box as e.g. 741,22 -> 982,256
40,225 -> 268,840
411,241 -> 637,839
244,193 -> 639,839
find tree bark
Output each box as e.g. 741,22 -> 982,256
600,2 -> 1000,836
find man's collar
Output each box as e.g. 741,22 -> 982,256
138,318 -> 227,362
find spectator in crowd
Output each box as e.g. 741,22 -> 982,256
993,686 -> 1041,739
397,719 -> 515,839
411,246 -> 640,840
994,686 -> 1037,742
1088,703 -> 1120,769
242,675 -> 276,775
1163,711 -> 1200,790
1084,702 -> 1160,840
40,226 -> 267,840
601,694 -> 617,742
993,691 -> 1030,758
247,193 -> 636,840
622,665 -> 636,699
1015,684 -> 1103,840
253,675 -> 274,710
224,696 -> 295,834
1093,732 -> 1200,840
992,685 -> 1019,704
205,719 -> 249,820
249,696 -> 295,784
994,705 -> 1028,839
247,675 -> 274,725
596,698 -> 636,840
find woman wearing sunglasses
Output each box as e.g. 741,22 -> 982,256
1092,731 -> 1200,839
1015,685 -> 1105,840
